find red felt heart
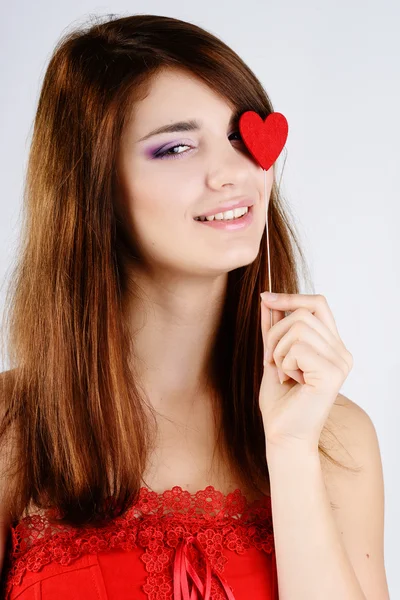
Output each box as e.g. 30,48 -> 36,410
238,111 -> 288,171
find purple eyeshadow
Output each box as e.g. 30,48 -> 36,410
145,141 -> 187,159
143,131 -> 243,160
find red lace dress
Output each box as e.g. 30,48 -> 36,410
1,485 -> 278,600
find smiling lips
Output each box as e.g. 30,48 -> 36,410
195,197 -> 255,219
195,206 -> 249,221
194,205 -> 254,230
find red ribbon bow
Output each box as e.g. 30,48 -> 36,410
173,535 -> 236,600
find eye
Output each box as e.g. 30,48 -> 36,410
153,144 -> 191,160
228,130 -> 243,141
153,131 -> 244,160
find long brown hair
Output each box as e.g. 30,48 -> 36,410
0,13 -> 357,528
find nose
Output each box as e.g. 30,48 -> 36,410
205,140 -> 251,190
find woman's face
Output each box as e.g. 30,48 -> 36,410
115,67 -> 274,277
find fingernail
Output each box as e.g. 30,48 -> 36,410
277,368 -> 285,384
261,292 -> 278,302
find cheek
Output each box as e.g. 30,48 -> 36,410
133,170 -> 199,222
124,181 -> 199,267
118,156 -> 202,224
135,188 -> 188,221
125,183 -> 193,241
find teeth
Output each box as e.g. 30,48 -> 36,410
196,206 -> 249,222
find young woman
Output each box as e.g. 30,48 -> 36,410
0,13 -> 389,600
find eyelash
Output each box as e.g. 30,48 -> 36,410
154,131 -> 243,160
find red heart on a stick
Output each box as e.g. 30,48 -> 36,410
238,111 -> 288,171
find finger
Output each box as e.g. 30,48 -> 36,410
272,321 -> 352,378
261,293 -> 341,341
261,302 -> 286,388
282,341 -> 346,394
260,299 -> 285,350
265,310 -> 351,370
283,369 -> 305,385
264,307 -> 344,365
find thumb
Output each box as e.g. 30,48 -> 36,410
260,300 -> 284,388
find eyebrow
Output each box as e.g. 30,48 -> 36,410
137,112 -> 241,143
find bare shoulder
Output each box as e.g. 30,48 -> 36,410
320,393 -> 390,598
320,392 -> 380,475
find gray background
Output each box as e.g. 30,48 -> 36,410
0,1 -> 398,596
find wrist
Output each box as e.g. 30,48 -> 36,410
265,439 -> 321,463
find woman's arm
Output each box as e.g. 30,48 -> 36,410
266,396 -> 389,600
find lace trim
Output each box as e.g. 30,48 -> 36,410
3,485 -> 275,600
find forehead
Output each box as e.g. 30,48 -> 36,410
129,68 -> 235,135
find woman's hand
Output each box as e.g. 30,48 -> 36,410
259,292 -> 353,454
